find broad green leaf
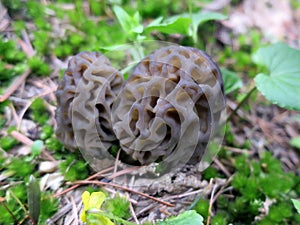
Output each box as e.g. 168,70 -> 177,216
253,43 -> 300,110
292,199 -> 300,214
290,136 -> 300,149
157,210 -> 204,225
145,16 -> 192,35
147,16 -> 164,27
189,12 -> 227,33
181,12 -> 227,41
112,5 -> 132,33
221,68 -> 243,94
112,5 -> 143,36
145,12 -> 226,42
27,175 -> 41,223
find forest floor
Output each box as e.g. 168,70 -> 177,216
0,0 -> 300,224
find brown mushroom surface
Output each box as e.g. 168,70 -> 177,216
55,52 -> 124,153
112,45 -> 225,165
56,46 -> 225,169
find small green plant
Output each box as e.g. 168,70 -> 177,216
59,155 -> 88,181
0,152 -> 58,224
30,98 -> 49,125
0,37 -> 27,86
213,152 -> 300,224
226,43 -> 300,122
81,190 -> 204,225
113,5 -> 144,42
253,43 -> 300,110
145,11 -> 226,44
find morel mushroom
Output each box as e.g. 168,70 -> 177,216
112,45 -> 225,166
56,46 -> 225,170
55,52 -> 124,154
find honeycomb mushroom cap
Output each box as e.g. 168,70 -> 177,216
112,45 -> 225,165
55,52 -> 124,153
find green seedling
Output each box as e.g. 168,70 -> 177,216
59,155 -> 88,181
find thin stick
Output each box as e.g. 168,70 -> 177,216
112,149 -> 121,182
54,167 -> 114,198
212,176 -> 233,204
128,194 -> 140,224
0,69 -> 31,102
10,130 -> 56,162
226,86 -> 257,122
206,181 -> 217,225
69,196 -> 79,225
164,189 -> 204,200
108,166 -> 141,180
104,187 -> 138,205
75,180 -> 174,207
213,158 -> 231,177
222,145 -> 253,154
135,202 -> 156,217
20,29 -> 35,57
11,130 -> 33,146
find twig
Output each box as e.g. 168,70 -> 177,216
104,187 -> 138,205
48,196 -> 82,224
0,201 -> 18,224
135,202 -> 156,217
164,189 -> 204,200
54,166 -> 114,198
8,102 -> 21,127
19,29 -> 35,57
70,196 -> 79,225
206,180 -> 217,225
108,166 -> 141,180
112,148 -> 121,182
213,158 -> 231,177
75,180 -> 174,207
128,194 -> 140,224
10,130 -> 56,161
212,176 -> 234,204
226,86 -> 257,122
222,145 -> 253,154
11,130 -> 33,146
16,88 -> 57,130
0,69 -> 31,102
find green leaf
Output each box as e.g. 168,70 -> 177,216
27,175 -> 41,223
253,43 -> 300,110
31,140 -> 44,157
186,12 -> 227,42
157,210 -> 204,225
221,68 -> 243,94
189,12 -> 227,33
290,136 -> 300,149
113,5 -> 133,33
147,16 -> 164,27
145,12 -> 226,42
292,199 -> 300,214
112,5 -> 143,39
145,16 -> 192,35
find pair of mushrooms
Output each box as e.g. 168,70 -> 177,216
55,45 -> 225,167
